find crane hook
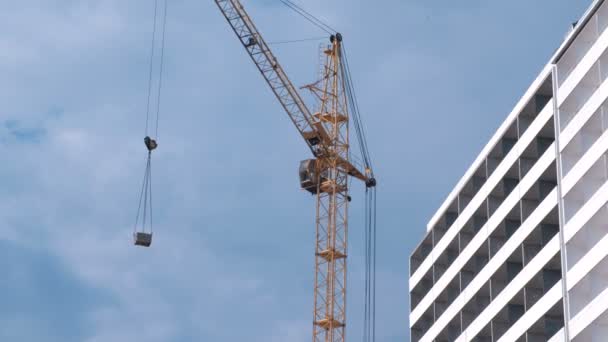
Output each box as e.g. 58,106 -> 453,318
144,136 -> 158,151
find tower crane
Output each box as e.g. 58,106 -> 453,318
213,1 -> 376,341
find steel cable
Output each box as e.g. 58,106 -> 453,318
134,154 -> 149,234
155,0 -> 168,139
341,44 -> 373,173
135,153 -> 153,234
338,42 -> 377,342
372,187 -> 377,341
135,0 -> 167,238
278,0 -> 336,34
268,37 -> 326,45
145,0 -> 159,136
148,156 -> 153,234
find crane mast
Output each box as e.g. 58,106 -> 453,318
214,1 -> 372,341
306,35 -> 350,342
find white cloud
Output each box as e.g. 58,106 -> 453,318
4,0 -> 581,341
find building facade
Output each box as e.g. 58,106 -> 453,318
409,1 -> 608,341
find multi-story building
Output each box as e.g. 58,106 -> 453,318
409,1 -> 608,341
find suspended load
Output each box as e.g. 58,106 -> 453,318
133,136 -> 157,247
134,231 -> 152,247
132,0 -> 168,247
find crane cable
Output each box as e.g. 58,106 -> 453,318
144,0 -> 159,137
134,153 -> 154,234
341,44 -> 373,174
278,0 -> 336,35
154,0 -> 168,139
267,36 -> 327,45
363,186 -> 377,342
134,0 -> 168,238
339,43 -> 377,342
144,0 -> 168,139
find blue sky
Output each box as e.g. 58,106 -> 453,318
0,1 -> 593,341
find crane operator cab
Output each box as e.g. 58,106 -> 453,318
299,159 -> 328,194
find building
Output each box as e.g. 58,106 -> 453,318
409,1 -> 608,341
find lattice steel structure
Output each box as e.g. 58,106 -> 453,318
305,36 -> 350,342
214,1 -> 372,342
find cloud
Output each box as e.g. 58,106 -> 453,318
0,1 -> 594,341
1,120 -> 46,144
0,240 -> 111,342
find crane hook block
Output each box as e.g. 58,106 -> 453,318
134,232 -> 153,247
366,177 -> 377,188
144,136 -> 158,151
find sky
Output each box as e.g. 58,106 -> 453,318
0,1 -> 594,341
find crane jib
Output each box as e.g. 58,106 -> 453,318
213,0 -> 370,183
214,0 -> 319,149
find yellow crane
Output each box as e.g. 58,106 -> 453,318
214,1 -> 376,341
